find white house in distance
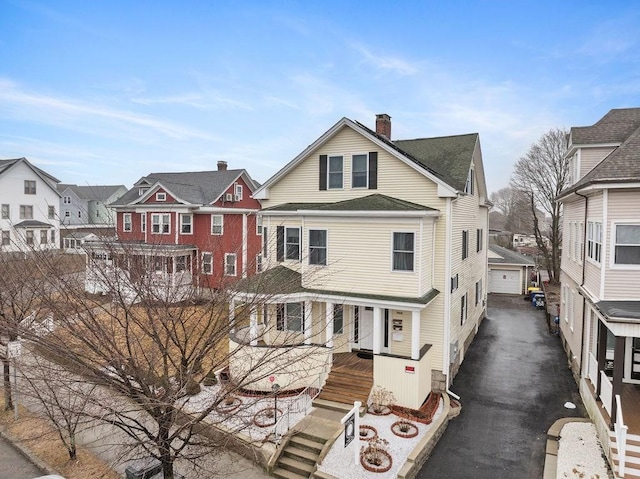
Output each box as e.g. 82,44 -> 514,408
229,114 -> 489,410
58,184 -> 127,227
0,157 -> 60,252
558,108 -> 640,478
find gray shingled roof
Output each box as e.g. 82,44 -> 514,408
232,265 -> 440,304
489,244 -> 535,266
0,157 -> 60,183
13,220 -> 54,228
354,121 -> 478,191
58,184 -> 125,201
263,194 -> 438,213
570,108 -> 640,145
596,300 -> 640,321
112,170 -> 255,206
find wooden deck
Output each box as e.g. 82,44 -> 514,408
332,351 -> 374,374
317,352 -> 373,405
587,381 -> 640,435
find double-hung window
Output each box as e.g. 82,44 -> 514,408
392,232 -> 414,271
180,214 -> 193,234
328,156 -> 343,189
475,279 -> 483,305
48,206 -> 55,219
123,213 -> 132,232
460,294 -> 468,325
614,224 -> 640,265
211,215 -> 223,235
256,216 -> 263,235
20,205 -> 33,219
309,229 -> 327,265
476,228 -> 483,252
277,303 -> 303,332
63,196 -> 71,204
286,227 -> 300,260
333,304 -> 344,334
25,230 -> 34,245
202,252 -> 213,275
235,184 -> 243,200
1,204 -> 9,219
352,154 -> 368,188
224,253 -> 237,276
462,230 -> 469,260
50,230 -> 55,244
1,230 -> 9,246
24,180 -> 36,194
40,230 -> 48,245
587,221 -> 602,263
141,213 -> 146,232
152,214 -> 170,234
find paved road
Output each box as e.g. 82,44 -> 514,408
418,294 -> 586,479
0,434 -> 43,479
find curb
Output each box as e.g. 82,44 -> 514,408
543,417 -> 592,479
0,426 -> 60,476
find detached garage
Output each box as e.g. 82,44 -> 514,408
488,245 -> 535,294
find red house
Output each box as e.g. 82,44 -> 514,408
85,161 -> 262,299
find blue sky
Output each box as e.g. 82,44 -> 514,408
1,1 -> 639,194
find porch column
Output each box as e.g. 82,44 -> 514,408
610,335 -> 626,427
596,320 -> 608,397
229,299 -> 236,334
325,302 -> 334,348
242,213 -> 248,278
249,307 -> 258,346
373,307 -> 382,354
411,310 -> 421,360
304,300 -> 312,345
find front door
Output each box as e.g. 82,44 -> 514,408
359,307 -> 374,350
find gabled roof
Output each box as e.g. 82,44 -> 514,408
112,169 -> 257,206
488,244 -> 535,266
0,157 -> 61,194
255,117 -> 480,198
13,220 -> 54,228
570,108 -> 640,145
263,194 -> 439,213
58,184 -> 126,201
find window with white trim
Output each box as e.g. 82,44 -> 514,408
156,192 -> 166,201
176,255 -> 187,272
48,206 -> 55,219
309,229 -> 327,265
141,213 -> 146,232
393,232 -> 414,271
562,284 -> 568,323
202,252 -> 213,275
476,228 -> 483,252
24,180 -> 36,194
235,184 -> 243,200
123,213 -> 132,232
464,169 -> 474,195
328,156 -> 343,189
1,204 -> 8,219
614,224 -> 640,265
40,230 -> 47,245
2,230 -> 9,246
224,253 -> 237,276
475,279 -> 482,305
211,215 -> 223,235
180,214 -> 193,234
151,213 -> 170,234
20,205 -> 33,219
333,304 -> 344,334
460,293 -> 468,325
587,221 -> 602,263
256,216 -> 263,235
286,227 -> 300,260
276,303 -> 303,332
25,230 -> 34,245
64,211 -> 70,218
462,230 -> 469,260
352,154 -> 368,188
63,196 -> 71,204
50,229 -> 55,244
451,274 -> 459,292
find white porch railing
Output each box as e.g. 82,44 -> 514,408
588,353 -> 598,383
600,371 -> 613,416
615,394 -> 629,477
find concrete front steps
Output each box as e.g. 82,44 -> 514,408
611,432 -> 640,479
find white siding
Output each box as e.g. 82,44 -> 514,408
580,147 -> 616,180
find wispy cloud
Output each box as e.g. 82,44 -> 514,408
0,78 -> 217,141
350,42 -> 418,76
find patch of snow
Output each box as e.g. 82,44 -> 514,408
557,422 -> 609,479
563,402 -> 576,409
317,400 -> 443,479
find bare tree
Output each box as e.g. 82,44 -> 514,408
23,239 -> 331,479
490,187 -> 539,235
510,128 -> 570,283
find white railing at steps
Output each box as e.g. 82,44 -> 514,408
272,352 -> 332,444
615,394 -> 628,477
588,354 -> 598,383
600,371 -> 613,416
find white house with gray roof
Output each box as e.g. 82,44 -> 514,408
57,184 -> 127,227
228,114 -> 490,413
0,157 -> 60,252
558,108 -> 640,478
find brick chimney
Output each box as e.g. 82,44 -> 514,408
376,114 -> 391,139
217,160 -> 228,171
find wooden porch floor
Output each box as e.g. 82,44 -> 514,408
332,351 -> 374,374
316,352 -> 373,405
587,381 -> 640,435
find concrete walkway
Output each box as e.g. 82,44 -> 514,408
0,432 -> 43,479
417,294 -> 587,479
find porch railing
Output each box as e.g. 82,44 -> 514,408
600,371 -> 613,416
615,394 -> 628,477
588,353 -> 598,383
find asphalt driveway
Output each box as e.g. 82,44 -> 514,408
418,294 -> 586,479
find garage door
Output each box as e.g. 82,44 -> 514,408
489,268 -> 521,294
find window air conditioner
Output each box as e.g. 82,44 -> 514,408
225,193 -> 234,202
234,194 -> 241,202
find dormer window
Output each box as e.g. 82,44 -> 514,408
156,192 -> 166,202
138,187 -> 149,196
235,184 -> 243,201
464,169 -> 474,195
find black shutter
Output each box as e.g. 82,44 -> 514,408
368,152 -> 378,190
263,227 -> 268,258
319,155 -> 327,190
277,226 -> 284,262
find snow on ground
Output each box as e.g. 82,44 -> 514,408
557,422 -> 609,478
183,384 -> 309,442
317,400 -> 443,479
